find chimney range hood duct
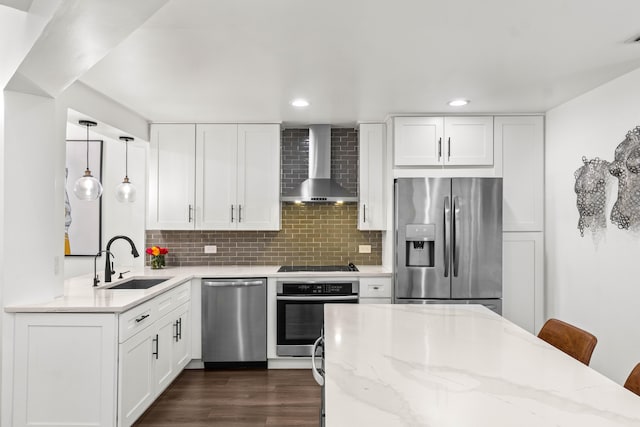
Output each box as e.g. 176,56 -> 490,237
281,125 -> 358,203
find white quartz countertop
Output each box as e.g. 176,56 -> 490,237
323,304 -> 640,427
5,265 -> 390,313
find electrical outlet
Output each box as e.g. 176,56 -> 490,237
358,245 -> 371,254
204,245 -> 217,254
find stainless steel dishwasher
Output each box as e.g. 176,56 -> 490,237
201,278 -> 267,368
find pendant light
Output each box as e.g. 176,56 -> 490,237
115,136 -> 136,202
73,120 -> 103,201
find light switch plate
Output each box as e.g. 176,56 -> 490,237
204,245 -> 217,254
358,245 -> 371,254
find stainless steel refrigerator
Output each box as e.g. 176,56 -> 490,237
394,178 -> 503,313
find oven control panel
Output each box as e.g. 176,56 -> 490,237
279,282 -> 358,295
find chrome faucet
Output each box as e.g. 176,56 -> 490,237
104,235 -> 140,283
93,250 -> 112,287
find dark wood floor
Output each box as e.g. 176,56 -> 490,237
134,369 -> 321,426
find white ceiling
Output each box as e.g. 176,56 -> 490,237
78,0 -> 640,126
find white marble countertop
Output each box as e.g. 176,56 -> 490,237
5,265 -> 390,313
323,304 -> 640,427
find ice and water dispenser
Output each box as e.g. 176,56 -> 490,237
405,224 -> 435,267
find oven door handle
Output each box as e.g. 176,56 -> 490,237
311,336 -> 324,386
276,295 -> 358,302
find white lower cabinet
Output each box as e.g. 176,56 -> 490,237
11,284 -> 191,427
12,313 -> 118,427
118,324 -> 155,426
359,276 -> 392,304
118,301 -> 191,427
502,232 -> 544,334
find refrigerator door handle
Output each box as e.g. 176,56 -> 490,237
444,196 -> 450,278
453,196 -> 460,277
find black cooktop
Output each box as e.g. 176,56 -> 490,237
277,264 -> 358,272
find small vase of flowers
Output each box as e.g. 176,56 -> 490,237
146,246 -> 169,269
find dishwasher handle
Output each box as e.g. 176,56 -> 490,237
203,280 -> 264,287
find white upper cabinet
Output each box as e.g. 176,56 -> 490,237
497,116 -> 544,231
235,124 -> 281,230
195,124 -> 238,229
196,123 -> 280,230
149,123 -> 280,231
393,117 -> 443,166
148,124 -> 196,230
393,116 -> 494,167
358,123 -> 386,230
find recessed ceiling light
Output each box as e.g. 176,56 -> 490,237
291,99 -> 310,108
448,99 -> 470,107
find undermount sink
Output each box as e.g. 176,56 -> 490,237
107,277 -> 172,290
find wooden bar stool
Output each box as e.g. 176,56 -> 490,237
624,363 -> 640,396
537,318 -> 597,365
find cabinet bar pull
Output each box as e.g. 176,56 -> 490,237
188,204 -> 193,223
178,318 -> 182,340
447,137 -> 451,161
173,321 -> 179,342
438,137 -> 442,160
135,314 -> 149,323
238,205 -> 242,223
152,334 -> 159,359
363,204 -> 367,223
231,205 -> 234,222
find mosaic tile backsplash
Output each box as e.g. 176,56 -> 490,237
145,128 -> 383,266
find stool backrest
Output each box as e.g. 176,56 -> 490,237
624,363 -> 640,396
537,318 -> 597,365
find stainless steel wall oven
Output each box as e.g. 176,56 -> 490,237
276,279 -> 358,357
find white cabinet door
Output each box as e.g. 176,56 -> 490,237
394,116 -> 493,167
195,124 -> 237,229
154,313 -> 176,395
498,116 -> 544,231
359,123 -> 386,230
394,117 -> 443,166
236,124 -> 281,230
13,314 -> 117,427
173,303 -> 191,370
502,232 -> 544,334
443,116 -> 494,166
148,124 -> 196,230
118,326 -> 155,427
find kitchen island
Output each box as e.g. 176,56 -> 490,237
323,304 -> 640,426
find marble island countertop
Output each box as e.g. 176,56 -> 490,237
323,304 -> 640,427
5,265 -> 390,313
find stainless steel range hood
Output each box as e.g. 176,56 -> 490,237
281,125 -> 357,203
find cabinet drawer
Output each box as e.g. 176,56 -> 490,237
359,277 -> 392,298
156,281 -> 191,319
171,282 -> 191,307
119,299 -> 157,343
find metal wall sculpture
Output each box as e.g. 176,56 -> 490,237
574,157 -> 610,237
609,126 -> 640,230
576,125 -> 640,237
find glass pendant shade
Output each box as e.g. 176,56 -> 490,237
116,136 -> 136,203
74,119 -> 102,201
116,177 -> 136,202
74,170 -> 103,200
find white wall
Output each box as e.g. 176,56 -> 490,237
545,66 -> 640,384
0,5 -> 59,424
64,123 -> 147,279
